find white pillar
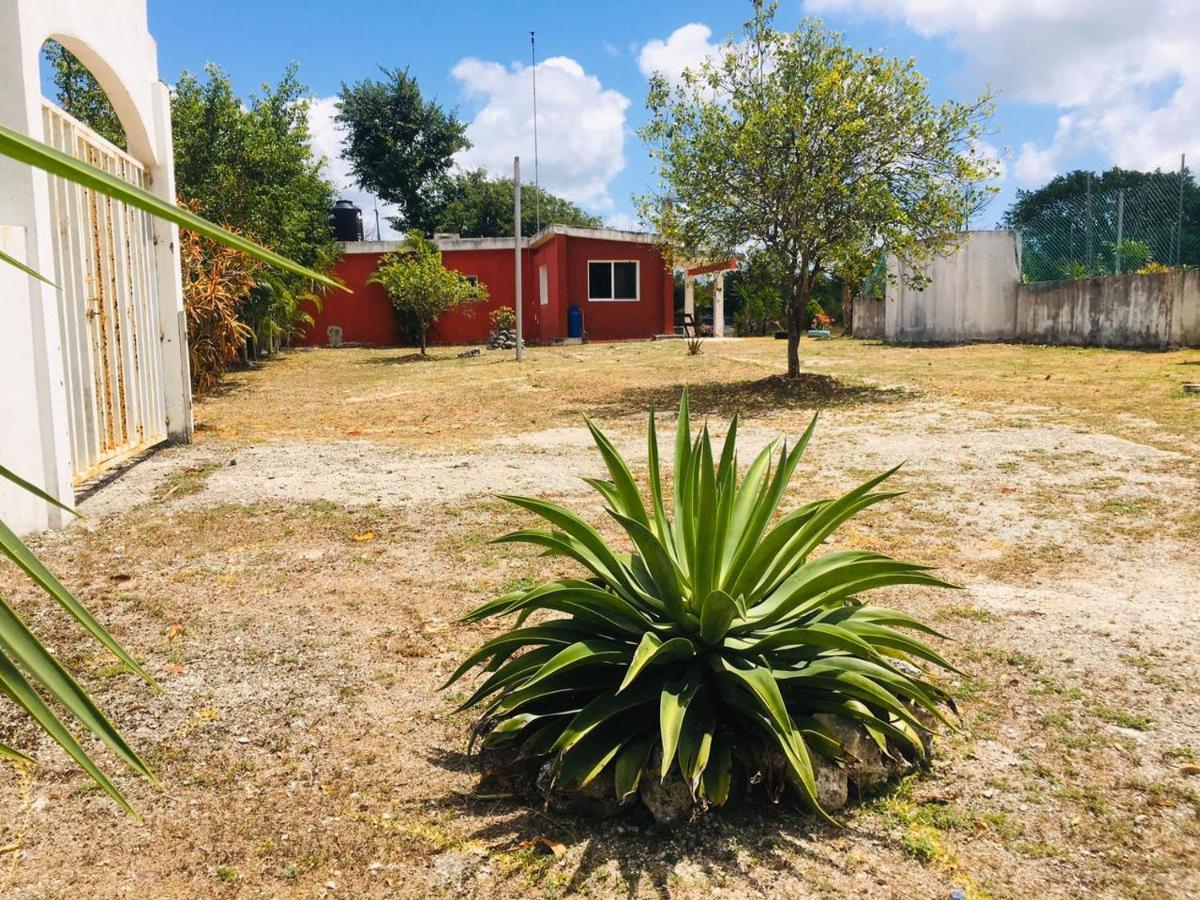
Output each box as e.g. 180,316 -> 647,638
148,81 -> 192,440
0,4 -> 75,529
712,270 -> 726,337
684,275 -> 695,331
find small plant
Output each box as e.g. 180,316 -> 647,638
447,393 -> 959,818
490,307 -> 516,332
685,335 -> 704,356
368,231 -> 488,354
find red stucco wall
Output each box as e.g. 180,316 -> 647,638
561,236 -> 674,341
301,233 -> 672,347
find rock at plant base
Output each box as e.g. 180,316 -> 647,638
639,748 -> 695,825
811,753 -> 849,811
537,762 -> 628,818
814,713 -> 888,791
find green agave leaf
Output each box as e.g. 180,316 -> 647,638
442,622 -> 592,688
0,741 -> 33,764
618,632 -> 695,693
457,645 -> 560,710
646,407 -> 673,544
0,122 -> 344,291
819,603 -> 954,640
692,427 -> 718,601
0,648 -> 134,816
699,590 -> 738,645
558,712 -> 649,789
700,728 -> 733,805
498,656 -> 628,714
496,496 -> 638,595
659,666 -> 703,779
553,682 -> 658,751
0,598 -> 154,779
0,518 -> 155,687
613,737 -> 653,801
0,248 -> 56,287
584,417 -> 649,527
518,640 -> 633,693
0,464 -> 79,517
607,512 -> 687,621
677,689 -> 715,791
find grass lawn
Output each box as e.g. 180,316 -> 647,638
1,337 -> 1197,898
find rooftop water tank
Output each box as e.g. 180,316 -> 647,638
329,200 -> 363,242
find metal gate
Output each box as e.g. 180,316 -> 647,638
41,100 -> 167,483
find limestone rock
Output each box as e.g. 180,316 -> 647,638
814,713 -> 888,791
639,748 -> 695,825
811,752 -> 849,811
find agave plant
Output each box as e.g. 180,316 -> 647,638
447,393 -> 959,817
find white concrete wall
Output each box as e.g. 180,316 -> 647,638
885,231 -> 1022,343
0,0 -> 189,533
1016,268 -> 1200,349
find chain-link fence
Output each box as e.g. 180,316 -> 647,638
1010,163 -> 1199,283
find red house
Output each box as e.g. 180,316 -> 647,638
301,225 -> 676,347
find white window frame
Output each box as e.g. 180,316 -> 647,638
587,259 -> 640,302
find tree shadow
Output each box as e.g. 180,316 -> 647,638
354,351 -> 440,366
594,374 -> 911,420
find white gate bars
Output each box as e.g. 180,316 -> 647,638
41,100 -> 167,483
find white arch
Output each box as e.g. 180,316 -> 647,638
0,0 -> 190,533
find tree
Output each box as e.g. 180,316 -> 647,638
336,68 -> 470,233
40,41 -> 127,149
637,2 -> 996,377
432,169 -> 602,237
368,232 -> 488,354
171,64 -> 340,353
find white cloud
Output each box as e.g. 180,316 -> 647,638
604,211 -> 643,231
804,0 -> 1200,178
637,23 -> 721,83
451,56 -> 630,210
601,41 -> 621,58
306,96 -> 401,239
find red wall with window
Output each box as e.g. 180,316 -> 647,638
301,232 -> 673,347
561,236 -> 674,341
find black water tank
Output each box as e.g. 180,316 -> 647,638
329,200 -> 364,242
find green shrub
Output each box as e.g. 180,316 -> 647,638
447,394 -> 959,817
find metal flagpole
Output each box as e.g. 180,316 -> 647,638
531,31 -> 540,234
514,156 -> 524,361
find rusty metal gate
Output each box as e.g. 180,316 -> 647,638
41,100 -> 167,483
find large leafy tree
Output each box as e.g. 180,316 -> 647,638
638,2 -> 996,377
368,232 -> 488,354
432,169 -> 602,237
40,41 -> 127,149
172,64 -> 336,270
336,68 -> 470,233
171,64 -> 340,354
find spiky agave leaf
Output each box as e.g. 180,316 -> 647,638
0,464 -> 158,815
449,392 -> 959,818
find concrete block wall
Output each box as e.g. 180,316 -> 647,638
1016,269 -> 1200,349
851,296 -> 885,339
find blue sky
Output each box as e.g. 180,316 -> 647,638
144,0 -> 1199,238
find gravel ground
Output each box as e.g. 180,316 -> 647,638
0,342 -> 1197,899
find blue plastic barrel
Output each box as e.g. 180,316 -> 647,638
567,304 -> 583,338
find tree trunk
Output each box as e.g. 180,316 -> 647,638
785,289 -> 802,378
419,328 -> 427,356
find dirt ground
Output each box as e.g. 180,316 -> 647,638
1,337 -> 1198,899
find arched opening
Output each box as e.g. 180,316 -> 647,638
39,38 -> 129,151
